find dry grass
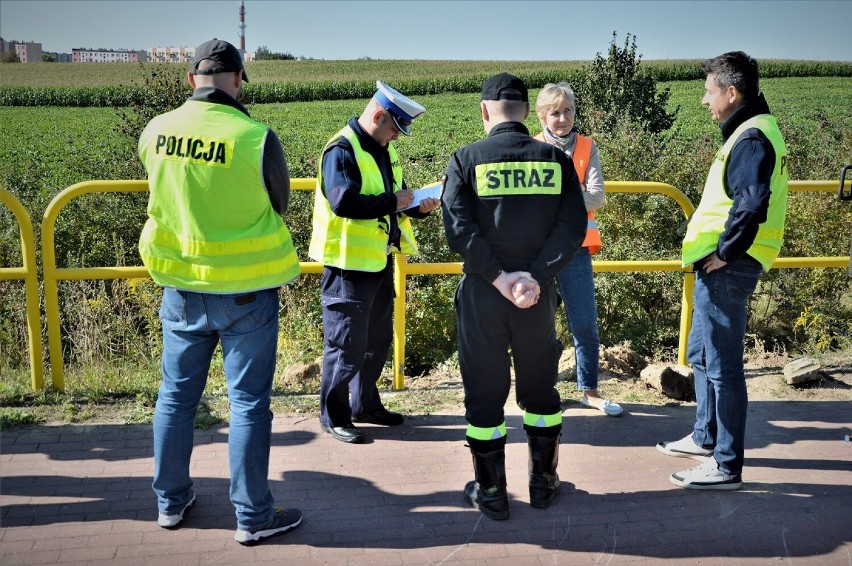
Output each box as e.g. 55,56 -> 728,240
2,347 -> 850,429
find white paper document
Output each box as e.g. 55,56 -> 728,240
405,182 -> 442,210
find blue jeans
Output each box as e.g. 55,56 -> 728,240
152,287 -> 279,530
687,258 -> 762,475
555,247 -> 600,391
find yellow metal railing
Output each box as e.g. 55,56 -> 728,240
391,181 -> 699,387
0,188 -> 44,390
41,181 -> 150,391
31,178 -> 852,391
678,181 -> 850,354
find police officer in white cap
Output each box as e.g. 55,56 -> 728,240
309,81 -> 439,444
373,80 -> 424,135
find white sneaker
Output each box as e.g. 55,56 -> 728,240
670,459 -> 742,490
157,491 -> 195,529
581,394 -> 624,417
656,433 -> 713,460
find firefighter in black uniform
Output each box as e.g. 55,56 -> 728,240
441,73 -> 587,520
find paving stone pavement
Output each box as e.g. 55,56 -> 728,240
1,399 -> 850,565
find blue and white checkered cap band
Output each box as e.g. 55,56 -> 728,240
375,90 -> 414,123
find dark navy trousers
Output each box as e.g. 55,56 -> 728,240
319,258 -> 394,427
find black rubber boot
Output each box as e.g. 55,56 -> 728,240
463,448 -> 509,520
527,433 -> 561,508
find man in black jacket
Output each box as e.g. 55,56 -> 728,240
441,73 -> 587,520
657,52 -> 789,491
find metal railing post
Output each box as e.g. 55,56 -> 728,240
678,271 -> 695,366
41,180 -> 149,391
392,254 -> 408,389
0,188 -> 44,390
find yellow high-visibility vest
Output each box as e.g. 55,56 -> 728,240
138,100 -> 300,292
682,114 -> 788,272
309,125 -> 418,271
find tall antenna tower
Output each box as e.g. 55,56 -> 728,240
238,1 -> 246,54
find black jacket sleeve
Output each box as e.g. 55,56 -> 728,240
262,129 -> 290,215
527,156 -> 587,284
441,151 -> 504,283
717,130 -> 776,263
320,140 -> 398,220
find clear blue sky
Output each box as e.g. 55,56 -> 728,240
2,0 -> 850,61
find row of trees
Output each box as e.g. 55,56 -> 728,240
254,45 -> 297,61
2,52 -> 60,63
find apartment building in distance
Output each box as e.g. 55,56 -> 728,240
146,46 -> 195,63
72,48 -> 147,63
147,46 -> 256,63
45,52 -> 72,63
1,38 -> 43,62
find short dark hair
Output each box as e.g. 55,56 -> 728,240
702,51 -> 760,101
487,99 -> 529,121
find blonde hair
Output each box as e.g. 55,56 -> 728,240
535,82 -> 576,119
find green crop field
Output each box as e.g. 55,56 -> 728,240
1,76 -> 850,272
1,60 -> 850,405
0,59 -> 586,88
2,59 -> 849,107
2,77 -> 849,196
2,59 -> 849,89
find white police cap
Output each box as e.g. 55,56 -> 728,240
373,80 -> 425,136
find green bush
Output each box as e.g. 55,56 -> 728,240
113,64 -> 190,179
574,32 -> 676,135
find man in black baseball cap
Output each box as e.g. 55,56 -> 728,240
441,72 -> 586,520
191,38 -> 249,83
140,34 -> 303,545
480,72 -> 528,102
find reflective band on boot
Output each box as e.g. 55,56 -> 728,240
522,411 -> 562,429
466,422 -> 507,441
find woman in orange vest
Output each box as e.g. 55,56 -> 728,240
533,82 -> 623,417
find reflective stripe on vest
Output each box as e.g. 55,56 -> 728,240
682,114 -> 788,272
522,411 -> 562,428
138,100 -> 300,292
475,161 -> 562,196
573,135 -> 602,254
466,422 -> 508,441
308,126 -> 418,272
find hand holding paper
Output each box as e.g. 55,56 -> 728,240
405,182 -> 442,211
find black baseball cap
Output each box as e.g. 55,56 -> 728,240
191,39 -> 249,82
480,73 -> 528,102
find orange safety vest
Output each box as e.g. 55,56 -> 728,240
535,132 -> 602,254
572,135 -> 602,254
